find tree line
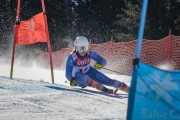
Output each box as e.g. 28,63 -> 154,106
0,0 -> 179,51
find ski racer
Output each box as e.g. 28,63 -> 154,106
65,36 -> 129,94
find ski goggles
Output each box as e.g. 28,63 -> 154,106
76,45 -> 89,52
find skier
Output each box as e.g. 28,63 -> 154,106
65,36 -> 129,94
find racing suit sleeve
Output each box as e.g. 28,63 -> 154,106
89,50 -> 107,67
65,55 -> 74,81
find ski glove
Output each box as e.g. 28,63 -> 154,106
70,77 -> 77,86
94,63 -> 103,70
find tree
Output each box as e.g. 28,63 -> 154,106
112,1 -> 141,42
113,0 -> 180,41
0,0 -> 14,58
73,0 -> 124,43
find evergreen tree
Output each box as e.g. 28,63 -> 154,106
73,0 -> 124,43
112,1 -> 144,42
164,0 -> 180,35
146,0 -> 180,39
113,0 -> 180,41
0,0 -> 14,54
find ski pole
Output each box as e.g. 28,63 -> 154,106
102,68 -> 122,74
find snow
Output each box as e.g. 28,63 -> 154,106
0,64 -> 131,120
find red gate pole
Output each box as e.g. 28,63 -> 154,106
10,0 -> 21,79
41,0 -> 55,84
168,29 -> 171,64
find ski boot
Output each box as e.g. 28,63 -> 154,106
101,86 -> 118,94
88,79 -> 117,94
119,82 -> 129,93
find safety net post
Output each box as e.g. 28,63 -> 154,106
168,29 -> 171,64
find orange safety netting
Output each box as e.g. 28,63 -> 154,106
37,35 -> 180,76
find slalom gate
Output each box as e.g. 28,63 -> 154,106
11,0 -> 54,83
127,0 -> 180,120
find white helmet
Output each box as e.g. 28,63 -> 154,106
74,36 -> 90,53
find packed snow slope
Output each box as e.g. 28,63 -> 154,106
0,64 -> 131,120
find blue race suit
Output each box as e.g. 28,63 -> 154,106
65,50 -> 124,88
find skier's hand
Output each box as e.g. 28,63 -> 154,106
94,63 -> 103,70
70,77 -> 77,86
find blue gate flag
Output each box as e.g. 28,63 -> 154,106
131,62 -> 180,120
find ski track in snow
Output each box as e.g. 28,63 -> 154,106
0,64 -> 131,120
